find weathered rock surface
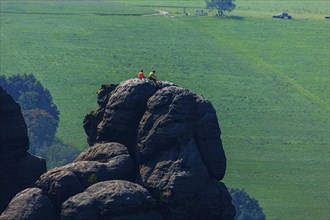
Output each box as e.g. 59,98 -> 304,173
0,188 -> 55,220
1,79 -> 235,219
84,79 -> 175,158
83,79 -> 234,219
0,86 -> 46,213
83,84 -> 118,145
61,180 -> 163,220
36,142 -> 135,212
133,85 -> 230,219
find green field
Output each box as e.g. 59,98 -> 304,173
0,1 -> 329,219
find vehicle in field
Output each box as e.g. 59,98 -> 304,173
273,12 -> 292,19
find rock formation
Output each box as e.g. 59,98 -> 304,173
83,79 -> 234,219
0,86 -> 46,213
35,142 -> 135,215
0,79 -> 235,219
61,180 -> 163,220
0,188 -> 55,220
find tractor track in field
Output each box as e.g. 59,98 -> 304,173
0,10 -> 169,17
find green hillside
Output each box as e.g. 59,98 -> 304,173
0,1 -> 329,219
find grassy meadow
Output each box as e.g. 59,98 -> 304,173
1,1 -> 329,219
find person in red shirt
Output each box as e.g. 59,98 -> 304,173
138,70 -> 145,79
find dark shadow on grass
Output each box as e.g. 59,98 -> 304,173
223,15 -> 245,20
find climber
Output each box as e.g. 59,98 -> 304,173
138,70 -> 145,79
148,70 -> 157,81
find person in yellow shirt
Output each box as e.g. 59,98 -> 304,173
148,70 -> 157,81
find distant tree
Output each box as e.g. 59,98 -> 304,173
0,75 -> 8,88
2,74 -> 59,122
206,0 -> 236,17
19,91 -> 40,110
229,188 -> 266,220
38,138 -> 81,169
1,74 -> 79,169
23,109 -> 57,155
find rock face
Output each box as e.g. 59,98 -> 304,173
83,79 -> 235,219
0,188 -> 55,220
35,142 -> 135,214
61,180 -> 163,220
0,86 -> 46,213
1,79 -> 235,219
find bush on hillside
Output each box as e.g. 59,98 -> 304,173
229,188 -> 266,220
